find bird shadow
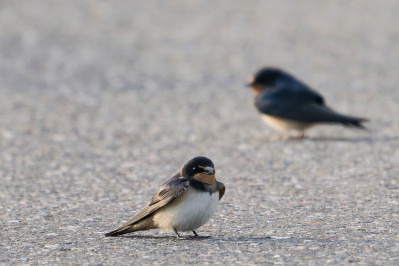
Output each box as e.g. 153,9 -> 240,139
106,234 -> 277,242
209,236 -> 275,243
256,135 -> 399,143
307,135 -> 399,143
107,234 -> 390,245
110,234 -> 213,241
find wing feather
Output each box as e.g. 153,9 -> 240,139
113,175 -> 190,231
255,85 -> 365,125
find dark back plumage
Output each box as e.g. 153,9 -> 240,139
251,67 -> 368,127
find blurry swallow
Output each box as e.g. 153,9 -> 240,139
105,156 -> 225,239
247,67 -> 368,139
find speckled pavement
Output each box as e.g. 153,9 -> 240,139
1,1 -> 399,264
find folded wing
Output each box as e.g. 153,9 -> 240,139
255,87 -> 367,127
105,173 -> 190,236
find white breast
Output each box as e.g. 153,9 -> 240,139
261,114 -> 312,133
153,188 -> 219,232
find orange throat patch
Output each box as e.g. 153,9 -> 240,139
193,173 -> 216,185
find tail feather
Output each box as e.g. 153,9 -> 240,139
339,116 -> 368,129
105,218 -> 156,237
270,103 -> 369,129
105,227 -> 134,237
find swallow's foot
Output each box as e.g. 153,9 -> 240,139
190,230 -> 210,239
173,229 -> 210,240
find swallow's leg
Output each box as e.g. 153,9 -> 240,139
192,230 -> 198,237
173,228 -> 182,239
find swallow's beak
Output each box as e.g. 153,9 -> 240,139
204,166 -> 215,175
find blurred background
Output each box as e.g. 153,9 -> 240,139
1,0 -> 398,264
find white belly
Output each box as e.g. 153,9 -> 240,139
261,114 -> 312,133
153,188 -> 219,232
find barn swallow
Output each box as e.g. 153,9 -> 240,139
247,67 -> 368,139
105,156 -> 225,239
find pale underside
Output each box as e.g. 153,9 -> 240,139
153,187 -> 219,232
261,114 -> 314,134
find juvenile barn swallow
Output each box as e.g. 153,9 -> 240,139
105,156 -> 225,238
247,67 -> 368,139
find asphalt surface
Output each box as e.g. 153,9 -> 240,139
1,0 -> 399,264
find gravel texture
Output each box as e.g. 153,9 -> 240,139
1,0 -> 399,264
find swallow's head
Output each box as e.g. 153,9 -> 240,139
247,67 -> 283,94
180,156 -> 216,185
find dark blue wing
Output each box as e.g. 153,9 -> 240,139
254,86 -> 325,119
254,86 -> 367,125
